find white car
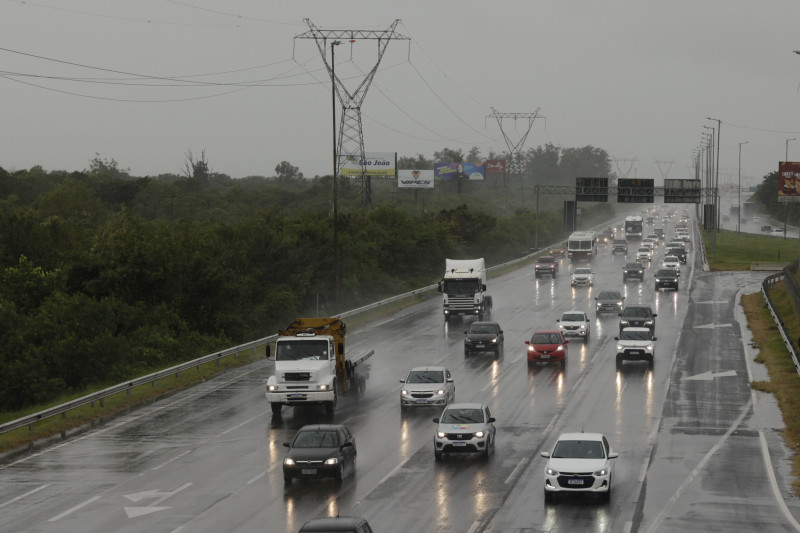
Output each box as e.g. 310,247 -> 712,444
641,238 -> 657,251
772,227 -> 785,236
570,267 -> 595,286
542,432 -> 619,503
433,403 -> 496,461
614,327 -> 657,367
400,366 -> 455,410
557,311 -> 591,341
661,255 -> 681,276
636,247 -> 652,262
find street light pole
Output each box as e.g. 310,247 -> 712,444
738,141 -> 748,233
707,117 -> 722,263
331,40 -> 341,313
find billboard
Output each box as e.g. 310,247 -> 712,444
398,170 -> 434,189
575,177 -> 608,202
664,179 -> 701,204
339,152 -> 396,177
778,162 -> 800,202
434,162 -> 485,181
485,159 -> 507,174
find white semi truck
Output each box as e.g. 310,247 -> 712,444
265,318 -> 373,416
438,258 -> 492,323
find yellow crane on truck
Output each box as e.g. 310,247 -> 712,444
265,318 -> 373,416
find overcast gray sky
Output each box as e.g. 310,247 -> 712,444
2,0 -> 799,188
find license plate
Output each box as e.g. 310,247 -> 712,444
475,344 -> 485,348
453,442 -> 467,447
301,469 -> 317,475
416,400 -> 430,404
288,394 -> 304,399
568,479 -> 584,485
631,350 -> 642,355
540,354 -> 550,359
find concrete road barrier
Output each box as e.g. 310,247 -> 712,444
751,262 -> 790,271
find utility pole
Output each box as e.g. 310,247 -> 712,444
654,159 -> 675,182
738,141 -> 748,233
612,158 -> 638,180
295,20 -> 409,210
331,40 -> 341,313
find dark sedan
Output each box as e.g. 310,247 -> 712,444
283,424 -> 356,484
595,290 -> 625,315
654,269 -> 679,291
622,262 -> 645,282
464,321 -> 504,356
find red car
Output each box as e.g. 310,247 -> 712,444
526,330 -> 568,365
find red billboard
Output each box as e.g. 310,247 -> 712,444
778,162 -> 800,202
485,159 -> 507,174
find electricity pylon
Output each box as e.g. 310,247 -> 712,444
654,159 -> 675,182
487,108 -> 542,174
612,158 -> 638,180
295,19 -> 409,209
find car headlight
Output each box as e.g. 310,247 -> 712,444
646,344 -> 654,351
268,385 -> 278,392
437,431 -> 446,439
593,467 -> 609,476
284,458 -> 295,466
317,384 -> 329,391
596,303 -> 602,309
436,389 -> 445,395
558,324 -> 565,330
474,431 -> 485,438
645,320 -> 654,325
580,325 -> 586,330
491,337 -> 498,344
556,345 -> 564,351
324,457 -> 339,465
656,278 -> 661,282
401,389 -> 409,396
620,320 -> 630,326
617,302 -> 623,307
545,466 -> 559,476
616,344 -> 624,352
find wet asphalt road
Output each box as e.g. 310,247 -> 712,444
2,209 -> 799,533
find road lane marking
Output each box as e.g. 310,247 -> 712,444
693,322 -> 733,329
49,495 -> 101,522
505,458 -> 527,484
218,412 -> 265,436
683,370 -> 737,381
0,484 -> 50,509
152,450 -> 192,471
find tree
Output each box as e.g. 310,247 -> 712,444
274,161 -> 304,184
183,149 -> 211,187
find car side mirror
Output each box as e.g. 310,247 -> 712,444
432,418 -> 440,423
540,451 -> 551,458
608,452 -> 619,459
399,379 -> 405,383
446,378 -> 454,383
614,336 -> 619,340
463,331 -> 468,334
499,330 -> 503,334
283,442 -> 290,447
652,313 -> 658,317
341,442 -> 353,448
653,337 -> 658,341
618,313 -> 623,316
525,340 -> 531,345
586,319 -> 590,322
556,319 -> 560,322
488,417 -> 496,423
564,339 -> 569,344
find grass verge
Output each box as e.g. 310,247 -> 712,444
743,284 -> 800,495
705,229 -> 798,270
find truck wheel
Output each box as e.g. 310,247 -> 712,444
271,403 -> 282,416
325,386 -> 337,415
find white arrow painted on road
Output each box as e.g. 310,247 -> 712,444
684,370 -> 737,381
123,482 -> 192,518
693,323 -> 733,330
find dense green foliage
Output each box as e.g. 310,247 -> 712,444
0,146 -> 618,412
752,170 -> 800,225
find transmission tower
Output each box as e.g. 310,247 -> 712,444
295,19 -> 409,209
487,108 -> 543,175
612,158 -> 638,180
654,159 -> 675,182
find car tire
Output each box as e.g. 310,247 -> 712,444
325,385 -> 337,416
647,354 -> 654,367
482,437 -> 491,460
334,463 -> 344,482
464,349 -> 470,357
616,354 -> 623,368
434,450 -> 443,462
544,490 -> 555,504
271,403 -> 282,416
284,476 -> 292,486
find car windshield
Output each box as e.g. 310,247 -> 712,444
532,333 -> 562,344
623,307 -> 651,318
552,439 -> 605,459
440,408 -> 484,424
620,330 -> 651,340
574,268 -> 592,275
293,430 -> 339,448
275,340 -> 329,361
637,248 -> 650,253
625,264 -> 641,269
664,256 -> 678,262
561,313 -> 585,322
656,270 -> 676,277
537,257 -> 555,263
406,370 -> 444,384
468,324 -> 497,334
598,292 -> 621,300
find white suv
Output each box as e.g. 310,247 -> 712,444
542,432 -> 619,503
614,327 -> 657,367
433,403 -> 496,461
570,267 -> 595,286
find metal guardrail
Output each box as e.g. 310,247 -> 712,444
761,260 -> 800,376
0,213 -> 628,438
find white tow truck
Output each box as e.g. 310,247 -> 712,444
265,318 -> 373,416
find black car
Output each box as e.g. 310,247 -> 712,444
283,424 -> 357,484
622,262 -> 645,282
298,516 -> 374,533
464,321 -> 504,356
595,290 -> 625,315
655,269 -> 679,291
666,245 -> 687,264
618,305 -> 657,334
612,239 -> 628,254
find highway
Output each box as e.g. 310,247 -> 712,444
2,208 -> 799,533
